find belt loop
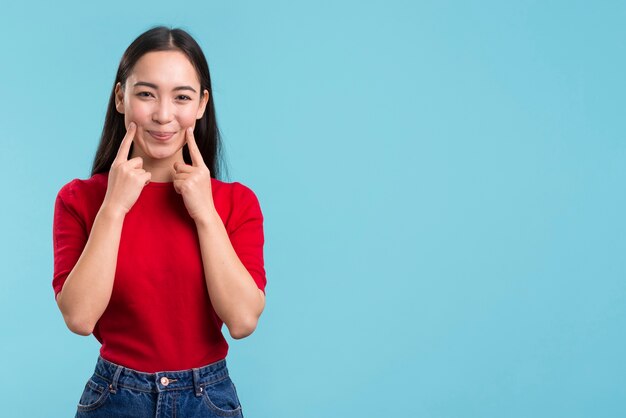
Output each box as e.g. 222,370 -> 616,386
192,368 -> 203,397
108,365 -> 123,394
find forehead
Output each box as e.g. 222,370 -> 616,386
128,50 -> 200,87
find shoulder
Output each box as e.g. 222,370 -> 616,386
53,173 -> 108,229
56,172 -> 108,205
211,178 -> 263,228
211,178 -> 261,206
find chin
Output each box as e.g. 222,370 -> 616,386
145,140 -> 185,159
151,150 -> 180,160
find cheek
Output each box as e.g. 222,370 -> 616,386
126,103 -> 151,122
178,107 -> 201,126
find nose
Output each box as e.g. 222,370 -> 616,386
152,99 -> 174,124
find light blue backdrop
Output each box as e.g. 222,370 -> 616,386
1,1 -> 624,417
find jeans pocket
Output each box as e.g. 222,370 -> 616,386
202,376 -> 243,417
76,375 -> 110,412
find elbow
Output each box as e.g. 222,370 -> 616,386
227,316 -> 259,340
57,291 -> 94,336
63,315 -> 94,336
225,291 -> 265,340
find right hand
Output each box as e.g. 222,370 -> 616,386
102,122 -> 152,216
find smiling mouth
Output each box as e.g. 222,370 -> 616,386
148,131 -> 176,141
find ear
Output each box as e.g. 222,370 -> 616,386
196,89 -> 209,120
114,82 -> 125,114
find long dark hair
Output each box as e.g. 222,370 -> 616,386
91,26 -> 227,180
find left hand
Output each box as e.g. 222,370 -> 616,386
173,127 -> 216,222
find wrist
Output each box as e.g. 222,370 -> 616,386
99,202 -> 127,221
194,207 -> 221,229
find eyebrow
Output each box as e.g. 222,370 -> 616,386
133,81 -> 197,93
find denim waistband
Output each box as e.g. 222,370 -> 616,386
93,355 -> 230,395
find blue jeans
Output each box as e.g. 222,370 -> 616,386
75,356 -> 244,417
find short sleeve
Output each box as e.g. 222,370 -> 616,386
228,183 -> 267,294
52,184 -> 88,299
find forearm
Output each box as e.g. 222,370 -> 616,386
195,210 -> 265,339
56,205 -> 125,335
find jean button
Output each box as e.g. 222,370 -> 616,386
160,377 -> 170,386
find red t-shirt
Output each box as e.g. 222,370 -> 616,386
52,172 -> 266,372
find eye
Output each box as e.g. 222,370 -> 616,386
136,91 -> 154,98
176,95 -> 192,101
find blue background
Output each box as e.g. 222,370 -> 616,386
1,1 -> 625,416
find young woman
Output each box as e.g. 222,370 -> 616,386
52,26 -> 266,417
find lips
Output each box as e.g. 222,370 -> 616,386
148,131 -> 176,141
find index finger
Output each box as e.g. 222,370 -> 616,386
114,122 -> 136,163
186,127 -> 205,167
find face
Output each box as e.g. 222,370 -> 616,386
115,50 -> 209,162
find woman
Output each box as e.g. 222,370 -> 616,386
52,26 -> 266,417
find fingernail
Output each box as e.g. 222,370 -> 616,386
129,122 -> 135,129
